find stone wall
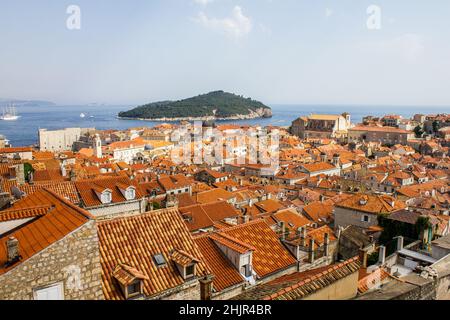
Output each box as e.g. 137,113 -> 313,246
87,200 -> 144,220
334,207 -> 378,231
0,220 -> 104,300
157,281 -> 201,300
303,271 -> 359,300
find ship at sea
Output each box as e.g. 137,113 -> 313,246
0,105 -> 20,121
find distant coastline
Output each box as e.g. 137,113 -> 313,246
117,112 -> 273,122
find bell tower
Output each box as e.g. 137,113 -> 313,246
94,134 -> 102,158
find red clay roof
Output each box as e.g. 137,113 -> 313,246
75,176 -> 143,207
194,235 -> 245,292
12,181 -> 80,204
232,256 -> 361,300
217,220 -> 297,278
97,208 -> 210,300
0,189 -> 93,275
0,147 -> 32,154
336,194 -> 406,214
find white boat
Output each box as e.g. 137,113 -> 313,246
80,113 -> 86,118
0,105 -> 20,121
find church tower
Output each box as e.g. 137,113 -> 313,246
94,134 -> 102,158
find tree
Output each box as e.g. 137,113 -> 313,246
414,125 -> 424,138
23,163 -> 34,182
152,202 -> 161,210
432,121 -> 440,133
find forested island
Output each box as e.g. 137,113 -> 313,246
118,91 -> 273,121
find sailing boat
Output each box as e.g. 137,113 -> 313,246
0,104 -> 20,121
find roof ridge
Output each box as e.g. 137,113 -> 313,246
97,207 -> 180,225
216,218 -> 267,232
1,204 -> 53,213
43,188 -> 94,220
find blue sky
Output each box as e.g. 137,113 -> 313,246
0,0 -> 449,106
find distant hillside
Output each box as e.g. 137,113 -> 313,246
118,91 -> 272,121
0,99 -> 56,107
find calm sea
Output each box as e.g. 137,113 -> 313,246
0,104 -> 448,147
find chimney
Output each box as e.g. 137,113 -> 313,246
320,194 -> 325,203
279,221 -> 286,240
6,237 -> 20,264
301,227 -> 307,247
396,236 -> 404,251
359,248 -> 368,268
199,275 -> 214,301
378,246 -> 386,265
324,233 -> 330,257
15,164 -> 26,185
61,163 -> 67,177
308,239 -> 315,263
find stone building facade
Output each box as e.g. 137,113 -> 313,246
0,220 -> 104,300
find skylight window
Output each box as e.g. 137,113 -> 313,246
153,254 -> 167,267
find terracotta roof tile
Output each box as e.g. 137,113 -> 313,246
336,194 -> 406,214
0,189 -> 93,275
97,208 -> 211,300
232,256 -> 361,300
75,176 -> 143,208
218,220 -> 297,278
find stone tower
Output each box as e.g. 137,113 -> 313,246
94,134 -> 102,158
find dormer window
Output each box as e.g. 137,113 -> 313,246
185,264 -> 195,278
125,187 -> 136,200
118,183 -> 136,201
101,190 -> 112,204
170,249 -> 200,280
112,264 -> 148,300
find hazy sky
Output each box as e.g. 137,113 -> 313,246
0,0 -> 449,106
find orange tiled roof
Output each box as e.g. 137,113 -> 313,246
350,126 -> 412,134
302,200 -> 334,223
301,162 -> 337,173
108,138 -> 145,151
112,264 -> 149,286
209,232 -> 256,254
232,256 -> 361,300
97,208 -> 210,300
13,181 -> 80,204
194,235 -> 245,292
0,205 -> 51,222
75,176 -> 143,208
179,204 -> 215,232
0,189 -> 93,275
170,249 -> 201,267
218,220 -> 297,278
158,174 -> 191,191
272,209 -> 311,230
33,169 -> 66,182
336,194 -> 406,214
358,268 -> 391,294
397,179 -> 448,198
254,199 -> 285,214
196,188 -> 235,204
0,147 -> 32,154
